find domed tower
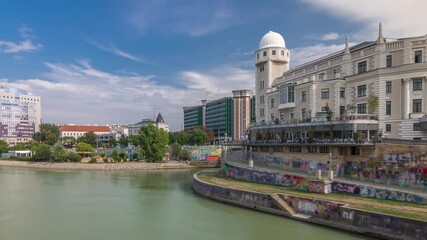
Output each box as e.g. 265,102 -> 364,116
255,31 -> 290,123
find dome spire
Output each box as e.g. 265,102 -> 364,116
377,22 -> 384,44
344,34 -> 350,54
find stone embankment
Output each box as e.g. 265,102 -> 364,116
0,160 -> 194,171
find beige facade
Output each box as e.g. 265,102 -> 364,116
256,25 -> 427,140
232,90 -> 253,141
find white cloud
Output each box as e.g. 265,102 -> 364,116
301,0 -> 427,41
126,0 -> 240,36
87,40 -> 150,64
290,43 -> 347,67
320,32 -> 339,41
4,61 -> 253,131
0,26 -> 42,53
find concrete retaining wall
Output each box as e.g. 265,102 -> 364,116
193,171 -> 427,240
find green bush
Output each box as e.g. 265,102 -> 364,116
89,158 -> 97,163
67,152 -> 83,162
181,150 -> 191,161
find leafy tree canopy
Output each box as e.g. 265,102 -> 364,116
168,131 -> 189,145
189,128 -> 208,145
135,124 -> 169,162
31,143 -> 52,161
0,140 -> 8,154
33,123 -> 60,145
77,131 -> 97,147
76,142 -> 94,153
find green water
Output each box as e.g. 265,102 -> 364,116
0,167 -> 367,240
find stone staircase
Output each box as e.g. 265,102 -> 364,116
270,193 -> 311,219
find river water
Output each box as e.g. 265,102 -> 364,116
0,167 -> 367,240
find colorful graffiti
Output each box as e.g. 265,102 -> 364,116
225,163 -> 329,193
282,195 -> 339,216
332,182 -> 426,204
338,160 -> 427,190
190,147 -> 221,161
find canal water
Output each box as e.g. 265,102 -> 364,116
0,167 -> 368,240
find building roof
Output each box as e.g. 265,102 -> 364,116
259,31 -> 286,49
156,113 -> 165,123
59,125 -> 110,132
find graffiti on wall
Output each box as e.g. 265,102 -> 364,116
282,195 -> 339,216
190,147 -> 221,161
331,182 -> 426,204
225,163 -> 328,193
339,160 -> 427,190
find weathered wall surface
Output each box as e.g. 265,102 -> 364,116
193,171 -> 427,240
224,162 -> 330,193
331,182 -> 427,204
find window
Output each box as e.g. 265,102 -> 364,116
415,50 -> 423,63
351,147 -> 360,155
319,146 -> 329,153
270,98 -> 275,108
321,88 -> 329,99
256,53 -> 259,60
340,106 -> 345,115
263,51 -> 267,57
260,95 -> 265,104
340,88 -> 345,98
281,50 -> 284,56
386,55 -> 392,67
413,99 -> 422,113
414,123 -> 421,131
259,65 -> 265,72
260,108 -> 265,117
413,79 -> 422,91
290,110 -> 295,119
274,146 -> 283,152
301,108 -> 306,119
358,61 -> 367,73
386,101 -> 391,115
288,86 -> 295,103
386,124 -> 391,132
308,146 -> 317,153
318,73 -> 325,80
357,103 -> 367,114
386,81 -> 392,93
289,146 -> 301,152
280,112 -> 285,120
271,113 -> 275,121
357,84 -> 367,97
272,50 -> 276,55
259,80 -> 265,89
333,69 -> 338,78
301,91 -> 306,102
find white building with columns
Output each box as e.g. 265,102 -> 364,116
255,24 -> 427,140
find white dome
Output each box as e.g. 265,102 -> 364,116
259,31 -> 285,49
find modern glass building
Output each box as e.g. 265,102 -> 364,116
205,97 -> 233,139
0,87 -> 41,145
183,105 -> 202,130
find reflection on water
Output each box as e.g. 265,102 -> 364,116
0,167 -> 367,240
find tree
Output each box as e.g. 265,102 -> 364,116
119,151 -> 126,161
189,128 -> 208,145
0,140 -> 8,154
136,124 -> 169,162
31,144 -> 51,161
51,145 -> 68,162
100,151 -> 106,158
368,94 -> 379,114
61,136 -> 76,148
67,152 -> 82,162
9,143 -> 27,151
324,103 -> 334,121
170,143 -> 182,160
76,142 -> 94,154
118,136 -> 129,148
77,131 -> 97,147
33,123 -> 60,145
200,127 -> 215,143
168,131 -> 189,145
109,138 -> 118,148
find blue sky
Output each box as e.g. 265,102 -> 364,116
0,0 -> 426,131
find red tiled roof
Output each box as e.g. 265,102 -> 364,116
59,125 -> 110,132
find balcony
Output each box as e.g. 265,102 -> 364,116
278,102 -> 295,109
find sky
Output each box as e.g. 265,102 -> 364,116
1,0 -> 426,131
